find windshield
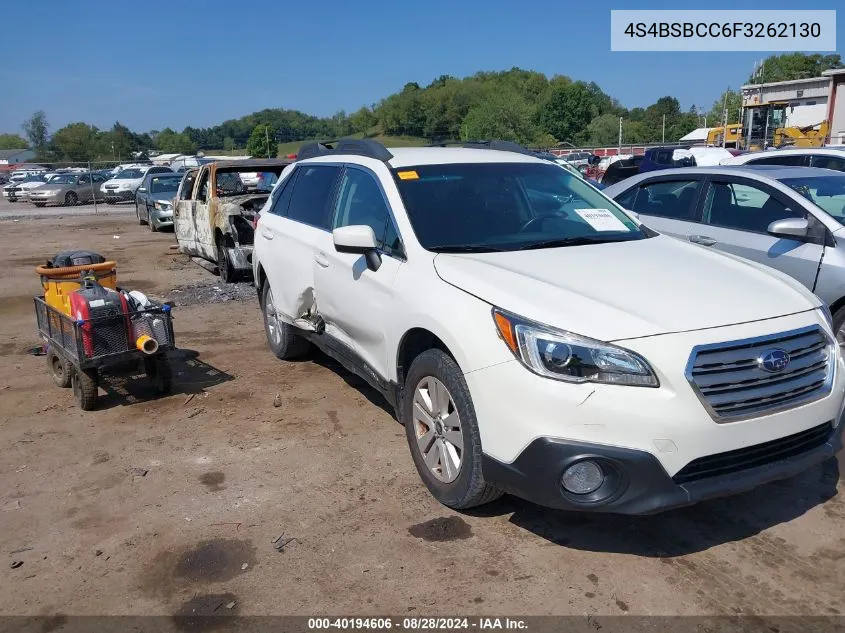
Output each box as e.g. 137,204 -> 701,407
116,169 -> 143,179
149,176 -> 182,194
392,162 -> 645,252
782,175 -> 845,221
49,174 -> 77,184
216,169 -> 282,196
23,175 -> 46,183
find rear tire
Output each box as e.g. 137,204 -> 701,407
402,349 -> 502,509
261,282 -> 310,360
47,350 -> 71,388
72,369 -> 98,410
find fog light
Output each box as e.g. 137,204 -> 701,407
561,461 -> 604,495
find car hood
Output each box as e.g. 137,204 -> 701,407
432,235 -> 819,341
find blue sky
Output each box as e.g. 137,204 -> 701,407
1,0 -> 842,135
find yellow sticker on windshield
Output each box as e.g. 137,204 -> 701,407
397,170 -> 419,180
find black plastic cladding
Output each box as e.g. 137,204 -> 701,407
297,139 -> 394,162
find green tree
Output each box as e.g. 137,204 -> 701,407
537,81 -> 600,144
706,89 -> 743,126
22,110 -> 49,157
52,122 -> 99,162
155,128 -> 196,154
223,136 -> 235,151
246,124 -> 275,158
749,53 -> 843,83
349,107 -> 376,134
463,90 -> 539,145
0,134 -> 28,149
584,114 -> 621,145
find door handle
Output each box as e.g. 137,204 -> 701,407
315,252 -> 329,268
261,229 -> 274,240
689,235 -> 717,247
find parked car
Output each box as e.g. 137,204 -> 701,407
604,165 -> 845,339
252,139 -> 844,515
29,172 -> 108,207
3,173 -> 51,201
559,151 -> 594,169
174,159 -> 292,281
720,147 -> 845,171
135,171 -> 184,231
102,166 -> 173,203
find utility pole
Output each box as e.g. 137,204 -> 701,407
722,108 -> 729,148
662,114 -> 665,143
618,117 -> 622,151
265,126 -> 271,158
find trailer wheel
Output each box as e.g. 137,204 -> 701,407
145,354 -> 173,394
47,350 -> 71,388
72,369 -> 98,410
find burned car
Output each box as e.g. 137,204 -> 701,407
174,159 -> 292,282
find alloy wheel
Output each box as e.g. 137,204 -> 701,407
264,288 -> 281,347
412,376 -> 464,483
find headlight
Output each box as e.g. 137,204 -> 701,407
818,304 -> 834,330
39,189 -> 60,195
154,200 -> 172,211
492,309 -> 659,387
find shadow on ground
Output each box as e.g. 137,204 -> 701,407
468,456 -> 841,556
96,348 -> 233,409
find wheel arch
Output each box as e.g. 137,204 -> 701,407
396,327 -> 459,388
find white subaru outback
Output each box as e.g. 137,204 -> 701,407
252,139 -> 845,515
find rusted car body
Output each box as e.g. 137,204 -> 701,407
174,159 -> 292,282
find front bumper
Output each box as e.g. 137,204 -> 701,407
466,310 -> 845,514
150,208 -> 173,227
29,192 -> 63,204
483,418 -> 843,515
103,189 -> 134,201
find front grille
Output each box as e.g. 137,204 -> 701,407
687,326 -> 833,421
673,422 -> 832,484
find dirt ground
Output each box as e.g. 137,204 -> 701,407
1,204 -> 845,624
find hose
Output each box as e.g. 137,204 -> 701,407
36,261 -> 117,279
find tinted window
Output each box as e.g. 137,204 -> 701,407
747,154 -> 808,166
613,187 -> 638,210
809,155 -> 845,172
333,168 -> 401,255
268,170 -> 298,216
286,165 -> 341,229
630,180 -> 700,220
703,180 -> 803,232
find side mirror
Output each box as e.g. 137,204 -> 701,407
333,225 -> 381,271
767,217 -> 808,239
137,187 -> 146,193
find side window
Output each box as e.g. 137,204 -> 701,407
179,172 -> 197,200
286,165 -> 341,229
747,155 -> 808,166
630,180 -> 701,220
332,168 -> 401,255
810,155 -> 845,172
78,175 -> 90,184
197,171 -> 210,203
269,169 -> 299,216
92,174 -> 106,183
702,180 -> 804,233
613,187 -> 638,210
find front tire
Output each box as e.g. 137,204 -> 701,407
72,369 -> 98,410
217,240 -> 237,283
148,209 -> 158,232
402,349 -> 501,509
136,202 -> 146,225
65,191 -> 78,206
261,282 -> 310,360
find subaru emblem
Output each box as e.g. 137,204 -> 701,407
758,349 -> 790,373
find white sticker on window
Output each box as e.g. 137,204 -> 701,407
575,208 -> 631,232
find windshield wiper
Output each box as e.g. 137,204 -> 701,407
429,244 -> 508,253
516,236 -> 629,250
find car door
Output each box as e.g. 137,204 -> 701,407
174,169 -> 199,254
76,174 -> 94,203
191,168 -> 216,260
258,164 -> 341,324
612,176 -> 705,239
694,176 -> 824,291
312,166 -> 404,382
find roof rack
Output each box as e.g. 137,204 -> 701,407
297,138 -> 393,162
